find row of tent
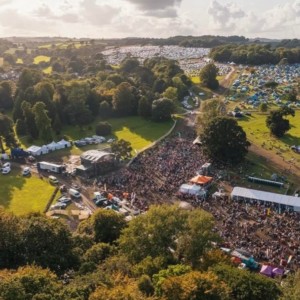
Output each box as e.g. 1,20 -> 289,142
27,139 -> 71,156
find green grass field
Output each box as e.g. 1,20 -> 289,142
239,111 -> 300,163
16,58 -> 23,64
34,55 -> 51,64
16,116 -> 174,161
0,169 -> 56,215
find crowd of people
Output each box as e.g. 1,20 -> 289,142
99,122 -> 206,210
200,195 -> 300,270
96,120 -> 300,270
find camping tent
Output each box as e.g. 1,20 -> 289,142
58,139 -> 71,148
190,175 -> 213,186
27,145 -> 42,156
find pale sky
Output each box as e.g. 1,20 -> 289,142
0,0 -> 299,39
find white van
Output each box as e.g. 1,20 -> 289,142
69,188 -> 81,198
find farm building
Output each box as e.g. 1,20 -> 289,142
231,187 -> 300,212
76,150 -> 118,178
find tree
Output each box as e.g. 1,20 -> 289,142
99,100 -> 112,118
151,98 -> 174,122
199,63 -> 219,90
95,121 -> 112,136
111,139 -> 133,160
200,117 -> 250,164
120,58 -> 139,73
32,102 -> 53,143
212,264 -> 281,300
0,81 -> 14,110
281,270 -> 300,300
265,81 -> 279,89
266,106 -> 295,137
160,271 -> 231,300
259,102 -> 268,112
287,89 -> 298,102
119,205 -> 217,266
0,113 -> 15,152
163,87 -> 178,101
52,114 -> 62,135
83,243 -> 112,265
0,266 -> 60,300
15,119 -> 27,136
21,102 -> 39,139
112,82 -> 135,116
20,214 -> 79,273
138,97 -> 152,118
78,209 -> 126,244
197,99 -> 226,134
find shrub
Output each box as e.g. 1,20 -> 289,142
95,122 -> 112,136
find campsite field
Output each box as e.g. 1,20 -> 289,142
33,55 -> 51,64
0,169 -> 56,215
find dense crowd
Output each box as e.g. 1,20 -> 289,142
97,120 -> 300,270
200,195 -> 300,270
99,123 -> 206,209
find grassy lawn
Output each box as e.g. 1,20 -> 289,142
34,55 -> 51,64
62,116 -> 174,151
239,111 -> 300,163
43,66 -> 52,74
0,169 -> 56,215
16,58 -> 23,64
190,76 -> 201,84
16,116 -> 174,160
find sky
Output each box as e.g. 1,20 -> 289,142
0,0 -> 299,39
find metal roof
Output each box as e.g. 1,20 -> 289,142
231,187 -> 300,208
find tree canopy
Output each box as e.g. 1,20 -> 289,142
200,117 -> 250,164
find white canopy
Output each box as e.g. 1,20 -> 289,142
231,187 -> 300,211
179,184 -> 205,196
27,145 -> 42,156
47,141 -> 59,151
40,145 -> 49,154
58,139 -> 71,148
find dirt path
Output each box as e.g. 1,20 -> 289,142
250,143 -> 300,180
220,67 -> 236,90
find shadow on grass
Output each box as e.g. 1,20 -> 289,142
0,166 -> 26,209
281,134 -> 300,146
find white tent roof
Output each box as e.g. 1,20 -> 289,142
58,139 -> 71,145
27,145 -> 41,152
231,187 -> 300,208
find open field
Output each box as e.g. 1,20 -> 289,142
16,116 -> 174,159
33,55 -> 51,64
239,111 -> 300,163
16,58 -> 23,64
0,168 -> 56,215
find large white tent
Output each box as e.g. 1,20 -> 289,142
58,139 -> 71,148
27,145 -> 42,156
40,145 -> 49,155
231,187 -> 300,212
47,141 -> 59,151
179,184 -> 206,196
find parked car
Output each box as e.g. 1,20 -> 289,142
50,202 -> 67,210
22,167 -> 31,176
3,162 -> 11,168
27,156 -> 36,162
57,196 -> 71,204
49,175 -> 59,184
69,188 -> 81,199
71,184 -> 81,191
2,167 -> 11,174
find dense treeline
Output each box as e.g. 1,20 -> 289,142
0,205 -> 288,300
210,44 -> 300,65
277,39 -> 300,48
0,56 -> 189,144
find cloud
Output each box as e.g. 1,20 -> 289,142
208,1 -> 245,31
126,0 -> 182,17
81,0 -> 121,26
207,0 -> 300,36
0,9 -> 55,35
34,4 -> 80,23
